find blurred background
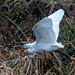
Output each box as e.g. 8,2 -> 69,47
0,0 -> 75,75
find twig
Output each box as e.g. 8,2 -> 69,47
34,1 -> 45,17
64,15 -> 72,30
46,0 -> 53,7
58,67 -> 64,75
25,60 -> 31,75
10,0 -> 22,13
46,0 -> 55,15
8,30 -> 16,43
53,52 -> 63,67
69,41 -> 75,49
64,16 -> 75,37
49,5 -> 55,15
69,66 -> 75,75
2,15 -> 27,40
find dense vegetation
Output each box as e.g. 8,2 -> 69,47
0,0 -> 75,75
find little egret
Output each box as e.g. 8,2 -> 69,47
19,9 -> 64,53
15,9 -> 75,60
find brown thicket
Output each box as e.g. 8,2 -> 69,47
0,0 -> 75,75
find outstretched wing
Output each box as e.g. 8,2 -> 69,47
32,9 -> 64,44
32,17 -> 56,44
47,9 -> 65,40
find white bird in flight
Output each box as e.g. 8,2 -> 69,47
18,9 -> 64,53
15,9 -> 75,60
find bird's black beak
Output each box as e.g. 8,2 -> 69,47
14,45 -> 25,48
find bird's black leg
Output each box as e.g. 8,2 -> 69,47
53,50 -> 70,59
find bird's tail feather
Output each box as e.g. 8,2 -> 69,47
51,43 -> 64,48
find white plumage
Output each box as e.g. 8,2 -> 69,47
21,9 -> 65,53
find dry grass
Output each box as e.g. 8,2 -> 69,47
0,51 -> 75,75
0,0 -> 75,75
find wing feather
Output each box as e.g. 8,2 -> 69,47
32,9 -> 64,44
47,9 -> 65,40
32,17 -> 56,44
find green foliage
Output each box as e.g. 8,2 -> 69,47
0,0 -> 75,74
4,11 -> 9,16
61,66 -> 70,75
13,29 -> 20,39
67,48 -> 74,54
51,67 -> 60,75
